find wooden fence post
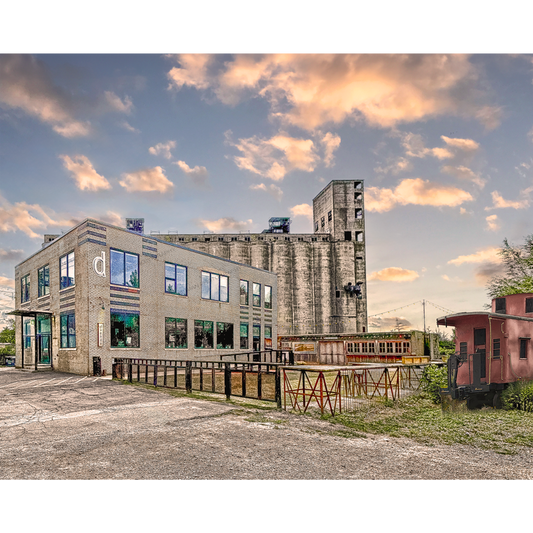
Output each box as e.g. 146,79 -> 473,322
185,361 -> 192,393
224,363 -> 231,400
275,366 -> 281,408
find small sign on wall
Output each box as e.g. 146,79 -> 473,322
97,323 -> 104,347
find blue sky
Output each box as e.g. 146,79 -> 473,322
2,52 -> 533,333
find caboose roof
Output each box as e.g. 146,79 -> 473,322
437,311 -> 533,327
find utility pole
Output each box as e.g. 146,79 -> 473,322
422,299 -> 426,333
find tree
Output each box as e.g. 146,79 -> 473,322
487,235 -> 533,299
0,319 -> 15,344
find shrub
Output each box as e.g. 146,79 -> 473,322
420,365 -> 448,404
501,381 -> 533,412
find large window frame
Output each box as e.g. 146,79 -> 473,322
60,251 -> 75,290
264,285 -> 272,309
240,323 -> 249,349
165,262 -> 187,296
216,322 -> 234,349
240,280 -> 249,305
21,274 -> 30,303
194,320 -> 214,349
111,311 -> 140,348
110,249 -> 139,288
60,313 -> 76,348
201,271 -> 229,302
252,283 -> 261,307
165,317 -> 187,349
38,265 -> 50,297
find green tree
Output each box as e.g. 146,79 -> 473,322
487,235 -> 533,299
0,319 -> 15,344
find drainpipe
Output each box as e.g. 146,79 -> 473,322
489,316 -> 493,385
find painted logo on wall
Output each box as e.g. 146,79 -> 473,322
93,251 -> 106,277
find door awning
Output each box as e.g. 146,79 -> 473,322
7,310 -> 53,318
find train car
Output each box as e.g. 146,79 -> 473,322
437,293 -> 533,408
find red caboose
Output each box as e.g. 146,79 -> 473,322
437,293 -> 533,408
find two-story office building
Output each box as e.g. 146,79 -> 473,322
12,219 -> 277,376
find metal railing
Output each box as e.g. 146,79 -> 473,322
112,356 -> 293,407
283,363 -> 441,415
218,349 -> 294,364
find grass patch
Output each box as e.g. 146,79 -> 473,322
311,394 -> 533,454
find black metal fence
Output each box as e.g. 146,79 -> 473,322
112,350 -> 294,407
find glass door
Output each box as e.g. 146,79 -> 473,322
37,315 -> 51,365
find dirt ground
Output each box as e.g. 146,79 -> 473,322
2,368 -> 533,480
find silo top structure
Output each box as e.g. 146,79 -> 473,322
160,180 -> 368,335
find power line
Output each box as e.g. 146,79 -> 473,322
368,300 -> 421,318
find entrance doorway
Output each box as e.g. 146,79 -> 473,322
37,315 -> 51,365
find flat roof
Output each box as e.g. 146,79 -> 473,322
16,218 -> 277,275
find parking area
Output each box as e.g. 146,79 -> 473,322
2,367 -> 533,480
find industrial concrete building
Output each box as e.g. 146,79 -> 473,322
12,219 -> 277,375
158,180 -> 367,336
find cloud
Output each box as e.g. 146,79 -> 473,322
60,155 -> 111,191
448,247 -> 501,266
320,132 -> 341,167
441,274 -> 463,282
194,217 -> 252,232
485,190 -> 532,210
374,156 -> 412,175
440,136 -> 480,151
98,211 -> 123,227
104,91 -> 133,114
226,131 -> 320,181
474,261 -> 506,285
250,183 -> 283,201
368,267 -> 419,282
0,55 -> 91,137
149,141 -> 176,160
174,160 -> 209,187
119,120 -> 140,134
290,203 -> 313,220
167,54 -> 498,131
485,214 -> 500,231
167,54 -> 213,91
369,316 -> 413,330
401,133 -> 453,159
365,178 -> 474,213
0,193 -> 77,239
0,249 -> 25,261
441,165 -> 486,188
0,276 -> 15,288
119,167 -> 174,193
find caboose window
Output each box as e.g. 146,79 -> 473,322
526,298 -> 533,313
460,342 -> 467,356
520,338 -> 529,359
474,328 -> 486,346
495,298 -> 506,314
493,338 -> 500,359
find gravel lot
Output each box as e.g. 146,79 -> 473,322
2,368 -> 533,480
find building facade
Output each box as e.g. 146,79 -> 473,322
13,219 -> 277,376
158,180 -> 367,336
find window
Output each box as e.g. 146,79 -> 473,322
314,221 -> 319,232
520,338 -> 529,359
403,342 -> 410,353
244,236 -> 251,242
217,322 -> 234,349
355,232 -> 363,242
336,290 -> 341,298
321,217 -> 325,228
165,263 -> 187,296
240,280 -> 249,305
379,342 -> 386,353
23,318 -> 32,349
38,265 -> 49,297
201,271 -> 229,302
474,328 -> 486,346
165,318 -> 187,348
460,342 -> 467,356
21,274 -> 30,303
328,211 -> 332,222
253,283 -> 261,307
386,342 -> 393,353
110,249 -> 139,288
194,320 -> 213,349
191,237 -> 198,242
60,252 -> 75,289
361,342 -> 368,353
111,311 -> 139,348
354,181 -> 362,190
354,192 -> 362,202
527,298 -> 533,313
355,209 -> 363,219
495,298 -> 506,314
218,237 -> 224,242
493,338 -> 501,359
60,313 -> 76,348
240,323 -> 249,349
265,285 -> 272,309
253,324 -> 261,351
264,325 -> 272,349
368,343 -> 375,353
345,231 -> 352,241
204,237 -> 210,242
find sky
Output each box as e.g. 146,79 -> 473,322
2,52 -> 533,334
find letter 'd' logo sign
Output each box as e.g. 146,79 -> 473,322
93,251 -> 106,277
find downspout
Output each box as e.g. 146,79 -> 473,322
489,316 -> 493,385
